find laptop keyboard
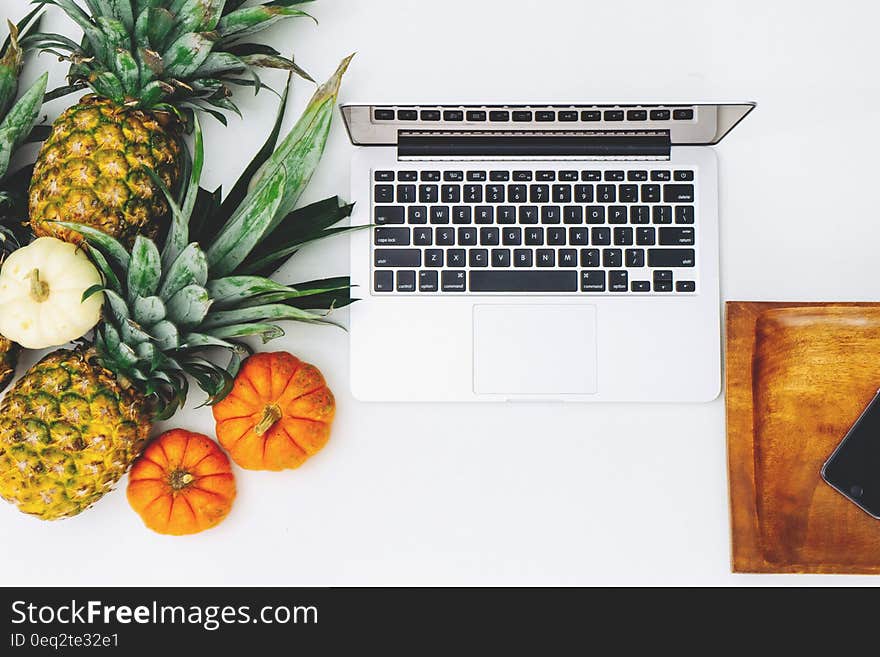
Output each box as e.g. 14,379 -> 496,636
371,167 -> 698,294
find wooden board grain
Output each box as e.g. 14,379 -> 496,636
727,302 -> 880,574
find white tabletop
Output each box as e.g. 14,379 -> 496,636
3,0 -> 879,586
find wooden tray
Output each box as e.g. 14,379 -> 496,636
727,302 -> 880,574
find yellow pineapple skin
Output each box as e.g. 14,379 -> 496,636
0,348 -> 151,520
28,95 -> 183,247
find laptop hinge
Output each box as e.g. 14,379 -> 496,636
397,130 -> 671,160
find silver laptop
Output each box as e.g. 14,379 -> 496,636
341,103 -> 754,402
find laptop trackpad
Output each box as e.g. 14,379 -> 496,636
473,305 -> 598,395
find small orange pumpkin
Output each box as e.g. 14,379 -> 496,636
212,352 -> 335,471
127,430 -> 236,536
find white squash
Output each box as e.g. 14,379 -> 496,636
0,237 -> 103,349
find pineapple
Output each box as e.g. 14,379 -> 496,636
26,0 -> 315,247
0,57 -> 356,520
0,11 -> 48,391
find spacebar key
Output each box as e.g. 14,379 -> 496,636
469,271 -> 578,292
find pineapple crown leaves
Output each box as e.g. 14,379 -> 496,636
52,55 -> 358,419
25,0 -> 316,121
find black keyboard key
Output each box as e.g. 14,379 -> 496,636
441,185 -> 460,203
419,270 -> 439,292
652,206 -> 673,224
458,227 -> 477,245
374,249 -> 421,267
498,206 -> 517,224
435,228 -> 454,245
374,270 -> 393,291
413,227 -> 432,245
558,110 -> 578,121
649,109 -> 670,121
514,249 -> 533,267
480,227 -> 500,245
530,184 -> 550,202
512,110 -> 532,122
659,227 -> 695,245
603,248 -> 622,268
558,249 -> 577,267
604,170 -> 625,181
442,270 -> 467,291
430,206 -> 450,224
502,227 -> 522,245
375,205 -> 406,225
581,270 -> 606,291
664,184 -> 695,202
536,249 -> 555,267
580,248 -> 600,267
452,206 -> 472,224
443,109 -> 464,121
609,206 -> 627,224
425,249 -> 444,267
463,185 -> 483,203
408,206 -> 427,224
466,110 -> 487,121
625,248 -> 645,267
375,227 -> 411,245
619,185 -> 638,203
398,170 -> 417,181
630,205 -> 650,224
518,206 -> 539,224
486,185 -> 505,203
541,206 -> 561,224
536,171 -> 555,181
591,227 -> 611,245
396,270 -> 416,292
586,206 -> 605,224
513,171 -> 533,181
559,170 -> 578,181
597,184 -> 616,203
609,270 -> 628,291
552,184 -> 572,203
631,280 -> 651,292
375,185 -> 394,203
397,184 -> 416,203
508,184 -> 527,202
574,184 -> 594,203
444,171 -> 464,182
489,110 -> 510,121
653,270 -> 673,282
490,170 -> 510,181
654,280 -> 673,292
525,227 -> 544,245
374,109 -> 394,121
673,108 -> 694,120
650,170 -> 671,181
582,170 -> 602,181
641,184 -> 660,203
648,249 -> 696,267
467,170 -> 487,182
375,170 -> 394,181
419,184 -> 439,203
613,227 -> 633,245
492,249 -> 511,267
475,206 -> 494,224
626,109 -> 647,121
471,270 -> 578,292
547,228 -> 566,245
447,249 -> 466,267
420,171 -> 441,181
636,227 -> 656,245
674,170 -> 695,181
564,206 -> 584,224
535,110 -> 555,121
420,110 -> 441,121
582,110 -> 601,121
604,110 -> 624,121
676,281 -> 696,292
469,249 -> 489,267
398,109 -> 417,120
569,228 -> 589,245
675,206 -> 695,224
627,171 -> 648,181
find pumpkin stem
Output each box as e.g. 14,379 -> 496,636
27,269 -> 50,303
254,403 -> 282,436
169,470 -> 194,491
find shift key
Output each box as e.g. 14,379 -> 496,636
663,184 -> 694,202
648,248 -> 695,267
374,249 -> 421,267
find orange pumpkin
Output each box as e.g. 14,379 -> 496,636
127,430 -> 236,536
212,352 -> 335,471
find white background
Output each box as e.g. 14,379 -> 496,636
2,0 -> 879,586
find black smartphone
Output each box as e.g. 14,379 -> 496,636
821,390 -> 880,519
